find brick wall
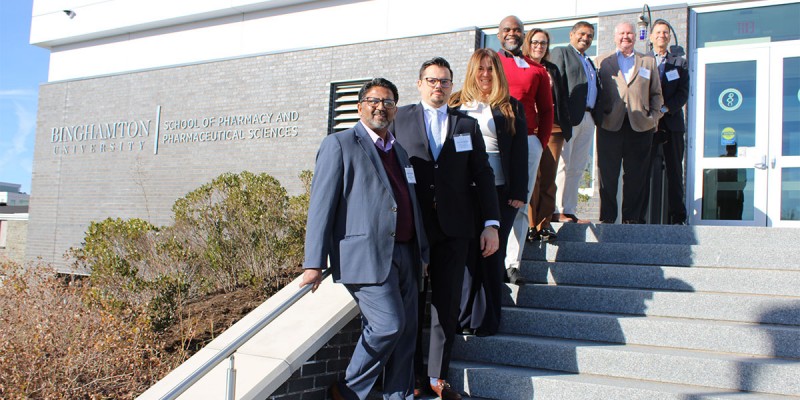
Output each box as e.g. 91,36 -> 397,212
267,316 -> 362,400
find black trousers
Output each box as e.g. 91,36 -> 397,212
597,117 -> 654,223
458,185 -> 517,335
414,215 -> 469,379
642,129 -> 687,224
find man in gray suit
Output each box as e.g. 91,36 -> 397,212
301,78 -> 429,400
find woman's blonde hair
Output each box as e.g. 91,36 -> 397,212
449,49 -> 516,135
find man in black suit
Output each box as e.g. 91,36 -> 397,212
643,19 -> 690,224
392,57 -> 500,400
549,21 -> 599,224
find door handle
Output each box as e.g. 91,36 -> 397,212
771,157 -> 777,169
754,155 -> 767,170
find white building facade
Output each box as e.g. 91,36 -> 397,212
28,0 -> 800,270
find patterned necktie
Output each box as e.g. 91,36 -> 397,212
428,109 -> 443,159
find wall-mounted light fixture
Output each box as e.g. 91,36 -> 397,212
637,4 -> 652,52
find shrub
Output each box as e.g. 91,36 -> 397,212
0,260 -> 181,399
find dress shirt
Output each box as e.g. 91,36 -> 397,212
572,45 -> 597,109
654,51 -> 667,78
616,50 -> 636,83
421,102 -> 448,151
459,101 -> 504,186
361,121 -> 396,153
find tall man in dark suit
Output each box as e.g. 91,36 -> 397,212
549,21 -> 599,224
392,57 -> 500,400
301,78 -> 429,400
595,21 -> 664,223
642,19 -> 690,224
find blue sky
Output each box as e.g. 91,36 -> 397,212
0,0 -> 49,194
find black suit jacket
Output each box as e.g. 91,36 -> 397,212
542,59 -> 573,141
653,51 -> 690,134
549,45 -> 599,130
490,97 -> 529,202
391,103 -> 501,239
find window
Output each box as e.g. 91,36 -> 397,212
328,79 -> 369,134
696,3 -> 800,48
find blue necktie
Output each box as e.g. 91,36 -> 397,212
428,109 -> 443,160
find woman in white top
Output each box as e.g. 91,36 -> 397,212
448,48 -> 528,336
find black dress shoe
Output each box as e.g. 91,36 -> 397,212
539,226 -> 557,241
414,376 -> 427,397
506,268 -> 525,285
526,227 -> 541,242
460,327 -> 475,336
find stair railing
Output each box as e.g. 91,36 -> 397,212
159,269 -> 331,400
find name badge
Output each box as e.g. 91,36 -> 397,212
513,56 -> 530,69
454,134 -> 473,152
639,67 -> 651,80
404,167 -> 417,184
666,69 -> 680,82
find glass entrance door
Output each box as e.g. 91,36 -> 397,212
767,43 -> 800,226
690,42 -> 800,226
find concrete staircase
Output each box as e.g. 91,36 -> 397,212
447,224 -> 800,399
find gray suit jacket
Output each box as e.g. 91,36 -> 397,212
596,50 -> 664,132
303,122 -> 429,285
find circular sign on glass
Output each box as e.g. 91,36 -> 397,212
718,88 -> 743,111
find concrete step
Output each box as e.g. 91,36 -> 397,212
499,308 -> 800,359
505,283 -> 800,325
522,261 -> 800,297
523,241 -> 800,269
448,360 -> 800,400
549,223 -> 800,247
453,335 -> 800,396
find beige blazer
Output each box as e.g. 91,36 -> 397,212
596,50 -> 664,132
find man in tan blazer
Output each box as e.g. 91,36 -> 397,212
594,21 -> 664,223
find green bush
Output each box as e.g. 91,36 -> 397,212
69,171 -> 310,332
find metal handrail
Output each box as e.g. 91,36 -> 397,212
160,269 -> 331,400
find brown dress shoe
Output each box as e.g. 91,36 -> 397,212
430,379 -> 462,400
329,382 -> 346,400
554,213 -> 590,224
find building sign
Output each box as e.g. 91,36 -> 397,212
49,105 -> 301,156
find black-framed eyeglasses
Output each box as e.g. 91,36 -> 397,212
423,77 -> 453,88
360,97 -> 397,109
530,40 -> 549,47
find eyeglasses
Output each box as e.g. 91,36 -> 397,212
530,40 -> 549,48
360,97 -> 397,109
423,77 -> 453,88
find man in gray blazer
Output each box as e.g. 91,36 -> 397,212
549,21 -> 599,224
301,78 -> 429,400
595,21 -> 664,223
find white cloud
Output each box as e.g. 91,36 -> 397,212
0,89 -> 37,99
0,99 -> 37,191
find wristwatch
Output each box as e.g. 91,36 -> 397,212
487,224 -> 500,230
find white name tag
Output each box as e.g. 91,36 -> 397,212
639,67 -> 651,80
513,56 -> 530,68
666,69 -> 680,82
454,134 -> 473,152
404,167 -> 416,184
